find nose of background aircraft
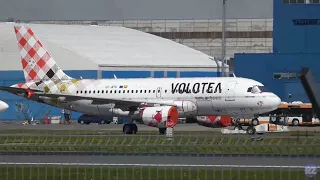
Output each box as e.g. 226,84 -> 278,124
0,101 -> 9,112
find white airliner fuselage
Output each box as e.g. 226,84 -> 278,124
41,77 -> 280,119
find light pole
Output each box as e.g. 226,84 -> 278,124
221,0 -> 227,77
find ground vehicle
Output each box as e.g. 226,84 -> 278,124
78,114 -> 112,125
237,102 -> 320,126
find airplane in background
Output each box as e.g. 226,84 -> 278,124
0,25 -> 281,134
0,100 -> 9,112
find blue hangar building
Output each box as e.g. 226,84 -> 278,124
235,0 -> 320,103
0,23 -> 225,120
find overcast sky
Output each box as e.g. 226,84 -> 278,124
0,0 -> 273,21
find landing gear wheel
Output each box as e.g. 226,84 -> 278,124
185,118 -> 197,123
123,124 -> 138,134
251,118 -> 259,126
159,128 -> 167,135
132,124 -> 138,134
292,119 -> 299,126
246,126 -> 256,135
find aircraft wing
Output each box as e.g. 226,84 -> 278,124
34,92 -> 177,109
0,86 -> 177,109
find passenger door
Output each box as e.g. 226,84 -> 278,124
225,81 -> 237,101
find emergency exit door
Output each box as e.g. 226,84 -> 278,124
156,87 -> 162,98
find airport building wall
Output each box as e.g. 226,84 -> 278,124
21,19 -> 273,67
234,0 -> 320,103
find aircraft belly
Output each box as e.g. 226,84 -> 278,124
196,100 -> 214,115
69,100 -> 113,116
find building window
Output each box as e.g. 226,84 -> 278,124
284,0 -> 320,3
273,72 -> 297,80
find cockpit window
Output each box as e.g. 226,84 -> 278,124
247,85 -> 269,93
257,86 -> 269,92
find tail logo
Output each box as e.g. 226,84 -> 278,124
14,26 -> 71,82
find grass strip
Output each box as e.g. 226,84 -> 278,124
0,135 -> 319,155
0,167 -> 310,180
1,144 -> 319,155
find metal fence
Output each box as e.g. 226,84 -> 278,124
0,130 -> 319,179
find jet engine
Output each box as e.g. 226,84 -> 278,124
197,116 -> 231,128
141,106 -> 179,128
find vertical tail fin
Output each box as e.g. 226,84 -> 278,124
14,25 -> 72,82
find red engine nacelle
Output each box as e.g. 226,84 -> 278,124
141,106 -> 179,128
197,115 -> 231,128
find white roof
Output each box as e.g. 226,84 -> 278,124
0,23 -> 226,71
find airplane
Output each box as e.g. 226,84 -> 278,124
0,100 -> 9,112
0,25 -> 281,134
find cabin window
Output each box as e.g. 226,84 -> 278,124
97,90 -> 99,93
136,90 -> 138,93
123,90 -> 126,93
119,90 -> 121,93
153,90 -> 155,93
140,90 -> 142,93
102,90 -> 104,93
80,91 -> 83,94
93,90 -> 95,93
110,90 -> 112,93
165,90 -> 167,93
148,90 -> 151,93
144,90 -> 147,93
127,90 -> 130,93
85,91 -> 87,94
131,90 -> 134,93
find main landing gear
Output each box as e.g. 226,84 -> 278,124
123,124 -> 138,134
159,128 -> 167,135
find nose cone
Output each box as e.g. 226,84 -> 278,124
0,101 -> 9,112
269,94 -> 281,111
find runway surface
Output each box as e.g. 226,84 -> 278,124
0,155 -> 318,166
0,123 -> 319,132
